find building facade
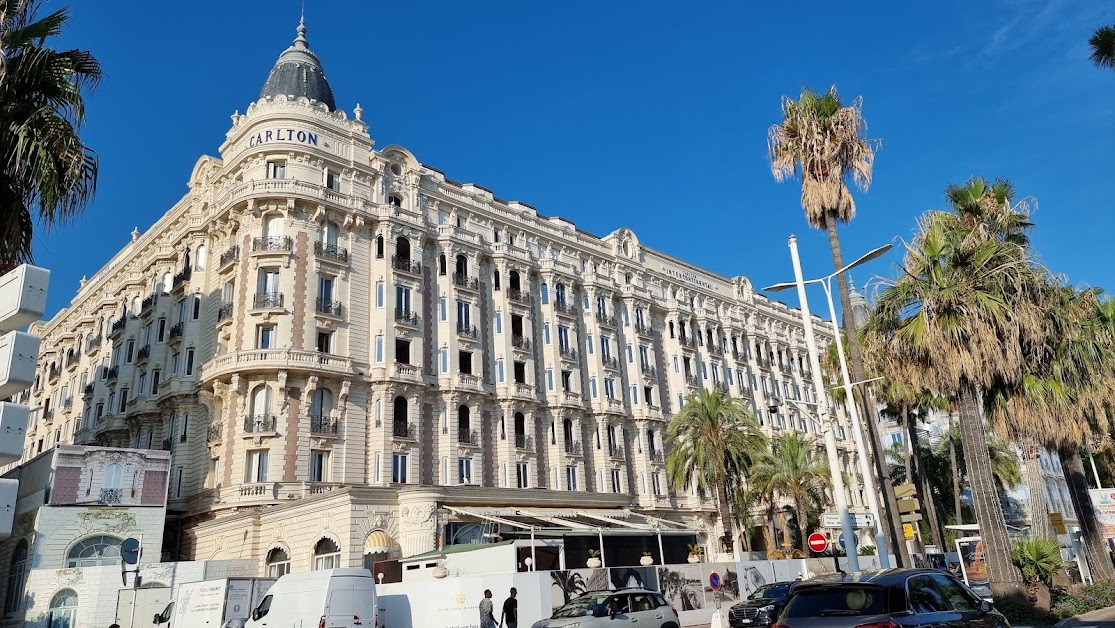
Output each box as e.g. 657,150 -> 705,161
12,19 -> 870,577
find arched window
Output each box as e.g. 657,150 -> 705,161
455,255 -> 467,278
540,283 -> 549,304
458,405 -> 471,443
396,237 -> 411,261
310,388 -> 334,420
607,425 -> 618,454
104,464 -> 123,490
251,386 -> 270,419
47,589 -> 78,628
321,221 -> 339,247
514,412 -> 526,447
264,215 -> 283,238
562,419 -> 573,448
195,245 -> 208,270
162,272 -> 172,293
66,535 -> 122,567
555,283 -> 566,305
493,270 -> 501,291
646,430 -> 656,456
509,271 -> 521,292
5,540 -> 28,613
131,295 -> 141,313
374,235 -> 385,259
392,396 -> 408,435
267,548 -> 291,578
314,538 -> 341,570
388,194 -> 402,207
706,328 -> 714,347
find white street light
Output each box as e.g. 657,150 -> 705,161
764,238 -> 894,570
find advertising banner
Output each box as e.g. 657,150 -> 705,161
1089,489 -> 1115,540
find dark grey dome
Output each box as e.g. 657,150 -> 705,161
258,18 -> 336,111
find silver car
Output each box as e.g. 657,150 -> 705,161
532,589 -> 680,628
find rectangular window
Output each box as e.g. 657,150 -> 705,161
177,299 -> 187,323
376,281 -> 385,308
566,466 -> 578,491
600,337 -> 610,360
185,349 -> 195,375
459,351 -> 472,374
587,334 -> 594,355
318,276 -> 335,304
125,340 -> 135,363
590,378 -> 598,399
119,388 -> 129,412
316,331 -> 332,354
701,362 -> 708,379
582,295 -> 590,312
639,346 -> 649,368
395,339 -> 411,364
557,326 -> 569,351
544,323 -> 551,345
151,370 -> 161,395
562,370 -> 572,391
458,458 -> 472,484
546,369 -> 554,391
440,348 -> 449,373
626,344 -> 634,363
712,365 -> 720,384
513,361 -> 526,384
310,450 -> 329,482
267,160 -> 286,179
392,453 -> 408,483
207,458 -> 219,489
170,353 -> 180,375
397,285 -> 412,313
176,467 -> 183,497
611,469 -> 621,493
630,385 -> 639,405
622,308 -> 630,325
652,473 -> 662,496
138,374 -> 146,396
726,368 -> 734,386
258,325 -> 274,349
144,323 -> 153,345
192,295 -> 201,319
456,300 -> 470,327
247,450 -> 269,482
497,359 -> 505,383
374,335 -> 385,363
516,462 -> 529,488
324,169 -> 340,191
439,298 -> 447,321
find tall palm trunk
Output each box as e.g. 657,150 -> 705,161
949,413 -> 963,525
908,415 -> 945,549
825,218 -> 911,568
718,481 -> 735,554
765,498 -> 778,553
794,496 -> 810,552
956,383 -> 1024,599
1023,440 -> 1053,539
1060,447 -> 1115,581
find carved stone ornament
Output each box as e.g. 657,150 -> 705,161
76,508 -> 137,534
401,503 -> 435,526
54,568 -> 83,587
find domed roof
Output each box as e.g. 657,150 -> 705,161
848,277 -> 872,329
258,17 -> 336,111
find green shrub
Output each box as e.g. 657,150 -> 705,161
1051,581 -> 1115,619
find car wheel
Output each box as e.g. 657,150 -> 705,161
661,623 -> 680,628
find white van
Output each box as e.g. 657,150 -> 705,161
245,568 -> 378,628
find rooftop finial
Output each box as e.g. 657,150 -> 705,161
294,9 -> 308,49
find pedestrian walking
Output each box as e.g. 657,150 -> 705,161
480,589 -> 497,628
500,587 -> 518,628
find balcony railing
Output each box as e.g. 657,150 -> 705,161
559,347 -> 578,361
141,292 -> 158,313
136,345 -> 151,362
564,439 -> 581,455
315,298 -> 343,317
253,292 -> 284,309
252,236 -> 293,253
394,309 -> 420,326
511,335 -> 531,350
679,336 -> 697,349
99,488 -> 122,504
65,352 -> 79,369
85,334 -> 102,354
453,273 -> 478,290
514,433 -> 533,449
458,429 -> 478,445
207,422 -> 223,443
684,375 -> 698,387
217,303 -> 233,322
507,288 -> 531,304
172,267 -> 192,290
601,356 -> 619,369
391,255 -> 421,275
642,365 -> 657,378
649,450 -> 665,463
459,374 -> 480,388
314,241 -> 349,263
47,366 -> 60,381
310,416 -> 339,436
609,445 -> 626,460
218,245 -> 240,268
110,317 -> 127,336
715,382 -> 729,393
106,365 -> 119,382
457,324 -> 478,339
169,321 -> 185,340
708,344 -> 723,356
244,414 -> 277,433
392,420 -> 414,439
553,300 -> 578,316
61,397 -> 72,409
635,321 -> 650,335
83,382 -> 95,397
595,312 -> 617,327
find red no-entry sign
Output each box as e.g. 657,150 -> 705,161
807,532 -> 829,553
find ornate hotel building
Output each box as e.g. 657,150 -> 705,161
13,20 -> 869,575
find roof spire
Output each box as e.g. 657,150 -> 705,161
294,11 -> 308,49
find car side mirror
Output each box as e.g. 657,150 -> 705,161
979,599 -> 993,613
591,605 -> 608,618
153,615 -> 163,625
251,609 -> 261,621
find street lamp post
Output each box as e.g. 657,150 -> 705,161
765,236 -> 894,571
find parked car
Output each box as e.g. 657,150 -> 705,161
770,569 -> 1010,628
244,568 -> 378,628
532,588 -> 680,628
729,582 -> 799,626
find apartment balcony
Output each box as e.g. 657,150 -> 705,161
511,382 -> 534,399
456,373 -> 482,390
99,488 -> 122,505
83,382 -> 95,398
507,288 -> 532,305
218,245 -> 240,270
559,347 -> 578,362
609,445 -> 626,461
65,352 -> 80,370
48,365 -> 60,382
85,334 -> 102,355
635,321 -> 652,336
648,450 -> 665,464
392,420 -> 415,439
394,309 -> 420,327
136,344 -> 151,364
310,416 -> 339,437
452,273 -> 479,290
679,336 -> 697,349
606,398 -> 625,412
315,298 -> 344,318
392,362 -> 421,382
458,429 -> 479,446
141,292 -> 159,315
561,390 -> 582,405
109,317 -> 127,338
314,241 -> 349,263
201,348 -> 352,382
252,236 -> 293,253
715,382 -> 729,394
42,409 -> 53,424
253,292 -> 284,309
207,422 -> 223,443
595,312 -> 617,327
457,323 -> 478,339
244,414 -> 278,434
707,344 -> 723,357
106,365 -> 119,383
553,301 -> 578,317
169,321 -> 185,344
563,439 -> 582,456
216,303 -> 233,324
61,397 -> 72,409
172,268 -> 192,292
391,255 -> 421,275
644,404 -> 663,419
511,335 -> 532,351
514,433 -> 533,450
641,365 -> 657,378
601,356 -> 619,370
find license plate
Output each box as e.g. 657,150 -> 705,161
741,620 -> 751,624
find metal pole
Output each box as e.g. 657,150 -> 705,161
598,529 -> 606,569
129,533 -> 143,628
821,278 -> 890,567
657,529 -> 665,565
531,528 -> 537,571
788,235 -> 860,571
1087,444 -> 1103,489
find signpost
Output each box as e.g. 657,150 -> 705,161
709,572 -> 722,591
808,533 -> 829,553
822,513 -> 874,529
709,571 -> 725,628
1049,513 -> 1067,536
903,524 -> 916,540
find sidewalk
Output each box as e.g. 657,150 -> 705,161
1054,605 -> 1115,628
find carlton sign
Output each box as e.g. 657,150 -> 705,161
248,128 -> 320,148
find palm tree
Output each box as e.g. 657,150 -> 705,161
768,86 -> 910,565
867,176 -> 1045,601
666,390 -> 768,554
749,432 -> 832,551
0,0 -> 102,269
1090,25 -> 1115,71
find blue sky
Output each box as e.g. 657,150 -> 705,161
35,0 -> 1114,317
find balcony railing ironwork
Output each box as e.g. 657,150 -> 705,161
106,365 -> 119,382
457,324 -> 478,339
564,439 -> 581,455
172,268 -> 192,290
314,241 -> 349,263
684,374 -> 698,387
252,236 -> 293,253
253,292 -> 284,309
207,422 -> 223,443
642,365 -> 657,378
219,245 -> 240,268
553,301 -> 578,316
169,321 -> 185,340
635,322 -> 650,335
609,445 -> 626,460
601,356 -> 619,369
310,416 -> 339,435
507,288 -> 531,304
110,318 -> 127,336
83,382 -> 95,397
511,335 -> 531,351
458,429 -> 478,445
217,303 -> 233,322
244,414 -> 277,433
315,298 -> 343,317
595,312 -> 617,327
141,292 -> 158,313
137,345 -> 151,362
393,420 -> 415,439
99,488 -> 122,504
394,309 -> 420,326
391,255 -> 421,275
679,336 -> 697,349
559,347 -> 578,361
86,334 -> 102,354
452,273 -> 479,290
514,433 -> 533,449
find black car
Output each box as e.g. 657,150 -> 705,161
770,568 -> 1010,628
728,582 -> 799,627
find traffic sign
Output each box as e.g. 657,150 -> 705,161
897,499 -> 921,514
807,533 -> 829,553
1050,513 -> 1067,535
839,532 -> 846,549
903,524 -> 916,539
894,483 -> 918,499
121,537 -> 141,565
709,572 -> 722,591
900,513 -> 923,523
822,513 -> 875,529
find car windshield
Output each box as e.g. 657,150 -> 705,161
750,583 -> 791,600
553,594 -> 611,618
782,586 -> 887,618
